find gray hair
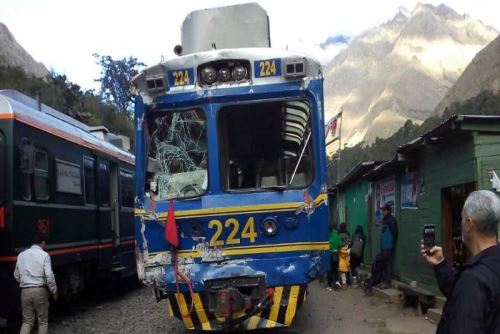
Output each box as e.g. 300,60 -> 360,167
463,190 -> 500,236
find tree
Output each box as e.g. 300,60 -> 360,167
94,54 -> 144,115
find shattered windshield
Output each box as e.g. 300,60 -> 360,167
147,109 -> 207,200
219,99 -> 313,191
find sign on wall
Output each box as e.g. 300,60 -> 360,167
401,172 -> 419,209
373,176 -> 396,225
56,160 -> 82,195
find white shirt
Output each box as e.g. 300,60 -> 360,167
14,245 -> 57,294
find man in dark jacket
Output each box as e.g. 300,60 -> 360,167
421,190 -> 500,334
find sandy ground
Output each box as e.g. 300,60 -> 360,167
45,280 -> 437,334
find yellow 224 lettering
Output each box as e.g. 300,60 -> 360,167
259,60 -> 276,77
173,70 -> 190,86
208,217 -> 257,247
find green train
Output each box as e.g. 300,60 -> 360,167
0,90 -> 136,326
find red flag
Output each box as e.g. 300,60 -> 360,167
328,118 -> 337,131
165,199 -> 179,248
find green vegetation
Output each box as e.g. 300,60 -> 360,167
329,90 -> 500,185
0,58 -> 136,139
93,54 -> 144,115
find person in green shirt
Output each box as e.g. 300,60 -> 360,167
327,224 -> 343,290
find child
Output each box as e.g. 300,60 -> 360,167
338,244 -> 350,288
327,225 -> 342,291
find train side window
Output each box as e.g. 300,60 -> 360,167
34,149 -> 49,201
99,161 -> 110,206
19,139 -> 35,201
83,157 -> 96,204
0,133 -> 4,201
120,169 -> 134,208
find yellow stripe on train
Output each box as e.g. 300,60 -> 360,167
134,194 -> 327,218
147,241 -> 329,260
166,285 -> 305,331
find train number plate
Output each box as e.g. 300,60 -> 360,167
167,68 -> 195,86
208,217 -> 257,247
254,59 -> 282,78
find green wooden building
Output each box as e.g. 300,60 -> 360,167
334,161 -> 381,261
335,115 -> 500,293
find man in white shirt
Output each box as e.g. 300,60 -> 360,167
14,233 -> 58,334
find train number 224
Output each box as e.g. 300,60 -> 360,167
208,217 -> 257,247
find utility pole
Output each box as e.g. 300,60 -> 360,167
325,107 -> 343,180
336,108 -> 343,182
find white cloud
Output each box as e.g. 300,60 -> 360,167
1,0 -> 498,89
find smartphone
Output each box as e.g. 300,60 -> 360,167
423,224 -> 435,253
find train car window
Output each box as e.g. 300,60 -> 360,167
120,169 -> 134,208
0,133 -> 4,201
98,161 -> 110,206
147,109 -> 208,200
219,100 -> 313,191
22,172 -> 31,200
83,157 -> 96,204
34,149 -> 49,200
19,139 -> 34,201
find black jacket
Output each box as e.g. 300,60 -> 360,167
435,244 -> 500,334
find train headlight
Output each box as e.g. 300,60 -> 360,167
201,66 -> 217,84
218,67 -> 231,82
232,65 -> 247,81
262,217 -> 278,236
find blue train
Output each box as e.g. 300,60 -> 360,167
132,3 -> 330,330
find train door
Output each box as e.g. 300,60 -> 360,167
109,162 -> 122,268
97,159 -> 111,269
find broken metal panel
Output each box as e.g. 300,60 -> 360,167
181,3 -> 270,54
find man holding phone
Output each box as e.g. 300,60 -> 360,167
421,190 -> 500,334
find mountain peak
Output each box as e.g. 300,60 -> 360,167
323,3 -> 498,149
411,3 -> 462,21
0,22 -> 49,78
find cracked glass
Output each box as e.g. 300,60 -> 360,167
147,109 -> 208,200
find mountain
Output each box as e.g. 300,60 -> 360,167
323,3 -> 498,148
434,34 -> 500,115
0,22 -> 49,78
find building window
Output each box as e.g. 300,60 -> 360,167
84,157 -> 96,204
99,161 -> 110,206
34,149 -> 49,200
120,169 -> 134,208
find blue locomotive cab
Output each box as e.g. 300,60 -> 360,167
132,3 -> 330,331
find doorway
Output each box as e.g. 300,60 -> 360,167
441,182 -> 475,268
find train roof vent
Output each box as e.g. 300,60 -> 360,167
180,3 -> 270,55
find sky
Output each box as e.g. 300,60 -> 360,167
1,0 -> 499,90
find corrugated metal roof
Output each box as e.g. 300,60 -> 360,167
337,161 -> 383,188
365,114 -> 500,180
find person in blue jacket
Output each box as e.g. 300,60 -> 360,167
379,203 -> 398,288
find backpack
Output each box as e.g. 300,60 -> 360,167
350,235 -> 364,257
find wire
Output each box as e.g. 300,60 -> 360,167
173,250 -> 195,318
